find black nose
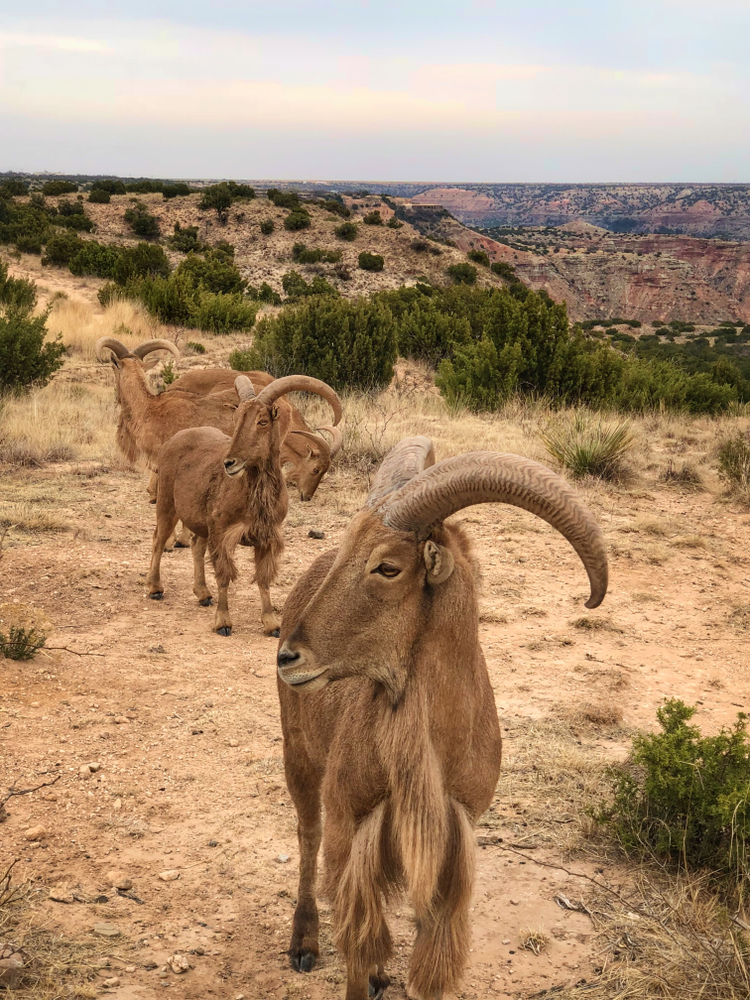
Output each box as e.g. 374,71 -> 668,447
277,648 -> 300,668
224,459 -> 235,470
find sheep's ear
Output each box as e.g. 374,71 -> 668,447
271,405 -> 279,419
423,540 -> 454,585
143,359 -> 159,371
223,402 -> 239,410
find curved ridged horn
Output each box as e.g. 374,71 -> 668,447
316,424 -> 343,459
256,376 -> 342,425
234,375 -> 257,402
366,436 -> 435,510
95,337 -> 130,362
378,452 -> 608,609
289,429 -> 332,461
132,339 -> 180,360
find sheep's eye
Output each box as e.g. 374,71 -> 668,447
258,419 -> 269,426
313,468 -> 320,475
375,564 -> 400,578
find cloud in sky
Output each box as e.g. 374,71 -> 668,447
1,2 -> 749,181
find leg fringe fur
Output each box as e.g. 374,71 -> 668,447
332,803 -> 393,975
408,799 -> 475,1000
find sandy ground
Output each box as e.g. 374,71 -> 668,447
2,432 -> 750,999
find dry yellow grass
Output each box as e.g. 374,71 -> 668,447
0,382 -> 122,468
46,297 -> 161,361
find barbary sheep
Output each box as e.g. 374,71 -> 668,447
276,437 -> 608,999
167,368 -> 343,502
146,374 -> 340,636
95,338 -> 342,482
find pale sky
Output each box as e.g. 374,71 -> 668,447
1,0 -> 749,181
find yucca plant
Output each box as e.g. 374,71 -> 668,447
541,412 -> 635,480
0,624 -> 47,660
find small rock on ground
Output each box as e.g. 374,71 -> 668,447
93,923 -> 121,938
168,954 -> 190,974
106,869 -> 133,890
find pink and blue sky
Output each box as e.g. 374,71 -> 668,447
1,0 -> 748,181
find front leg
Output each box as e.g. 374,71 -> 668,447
255,542 -> 282,636
213,583 -> 233,636
191,535 -> 212,606
289,804 -> 322,972
147,515 -> 177,599
326,803 -> 392,999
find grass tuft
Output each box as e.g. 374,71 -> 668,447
541,412 -> 635,481
520,928 -> 548,955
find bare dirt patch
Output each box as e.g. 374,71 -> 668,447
2,353 -> 750,998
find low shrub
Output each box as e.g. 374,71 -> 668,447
126,179 -> 164,194
291,242 -> 342,264
358,252 -> 384,272
43,231 -> 85,266
598,700 -> 750,882
42,180 -> 78,196
281,271 -> 338,300
467,249 -> 490,267
169,223 -> 205,254
232,296 -> 397,391
16,234 -> 44,255
88,189 -> 110,204
387,216 -> 403,230
267,188 -> 300,209
0,624 -> 47,660
0,261 -> 66,391
541,413 -> 635,480
284,210 -> 311,232
362,210 -> 383,226
247,282 -> 282,305
1,179 -> 29,196
161,359 -> 176,385
162,182 -> 192,199
91,179 -> 126,195
322,200 -> 350,218
185,341 -> 206,354
124,202 -> 160,240
446,263 -> 477,285
335,221 -> 358,241
200,183 -> 233,222
260,219 -> 275,235
105,247 -> 254,333
411,239 -> 441,256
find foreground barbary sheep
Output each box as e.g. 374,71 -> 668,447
168,368 -> 343,502
276,437 -> 608,1000
146,374 -> 340,636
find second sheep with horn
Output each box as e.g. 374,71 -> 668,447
146,374 -> 341,636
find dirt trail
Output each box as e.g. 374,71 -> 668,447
2,457 -> 750,998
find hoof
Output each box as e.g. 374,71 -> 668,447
216,626 -> 232,637
198,597 -> 213,607
268,627 -> 280,638
149,592 -> 163,601
290,949 -> 316,973
174,541 -> 189,548
369,969 -> 390,998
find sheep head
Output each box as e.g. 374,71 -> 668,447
95,337 -> 180,400
287,425 -> 343,501
277,436 -> 609,702
223,375 -> 342,480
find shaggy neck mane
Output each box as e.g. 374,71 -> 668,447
371,551 -> 480,917
237,451 -> 286,547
